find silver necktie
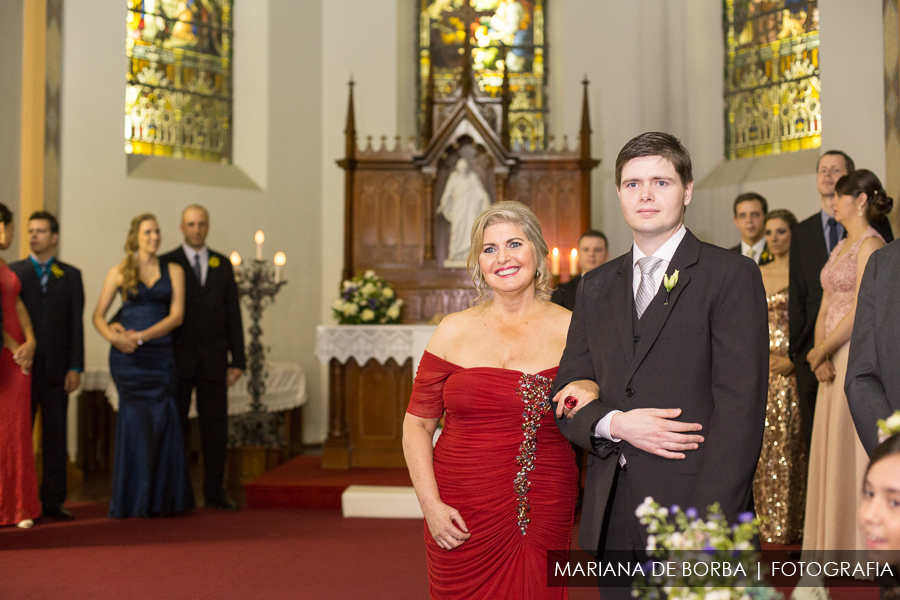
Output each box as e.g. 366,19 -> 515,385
635,256 -> 663,318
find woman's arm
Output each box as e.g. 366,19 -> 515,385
402,413 -> 471,550
807,287 -> 833,371
93,266 -> 137,354
11,296 -> 36,372
131,262 -> 185,343
819,237 -> 884,359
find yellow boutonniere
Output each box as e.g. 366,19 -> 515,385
208,256 -> 220,268
50,263 -> 64,278
760,249 -> 771,263
663,270 -> 679,305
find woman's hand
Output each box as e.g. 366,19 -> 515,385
769,354 -> 794,377
807,345 -> 826,372
422,499 -> 471,550
814,360 -> 835,383
552,380 -> 600,419
12,339 -> 35,374
110,325 -> 139,354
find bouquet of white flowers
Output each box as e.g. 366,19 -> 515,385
877,411 -> 900,444
332,270 -> 403,325
632,497 -> 781,600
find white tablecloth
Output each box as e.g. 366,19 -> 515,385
82,361 -> 307,416
315,324 -> 437,375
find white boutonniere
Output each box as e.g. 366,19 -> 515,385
877,410 -> 900,443
663,270 -> 679,305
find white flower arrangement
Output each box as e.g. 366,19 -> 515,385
632,497 -> 781,600
333,270 -> 403,325
877,411 -> 900,444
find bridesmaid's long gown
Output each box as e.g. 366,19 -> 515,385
108,266 -> 194,518
407,351 -> 578,600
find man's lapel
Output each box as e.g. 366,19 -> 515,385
625,230 -> 700,384
612,251 -> 635,364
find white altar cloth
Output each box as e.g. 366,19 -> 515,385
315,325 -> 438,375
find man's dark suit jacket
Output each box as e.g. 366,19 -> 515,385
789,213 -> 893,442
728,242 -> 773,265
9,259 -> 84,383
160,247 -> 246,380
846,239 -> 900,455
553,229 -> 768,554
550,275 -> 580,311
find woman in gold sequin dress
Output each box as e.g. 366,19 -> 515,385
754,209 -> 807,544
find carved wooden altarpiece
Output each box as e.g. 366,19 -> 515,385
323,63 -> 599,468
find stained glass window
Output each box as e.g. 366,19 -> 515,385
724,0 -> 821,159
418,0 -> 547,151
126,0 -> 233,163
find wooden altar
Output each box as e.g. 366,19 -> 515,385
323,58 -> 599,468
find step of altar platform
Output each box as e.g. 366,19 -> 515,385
244,455 -> 413,509
341,485 -> 423,519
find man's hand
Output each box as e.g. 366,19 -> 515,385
552,380 -> 599,418
227,368 -> 244,387
608,408 -> 703,459
64,370 -> 82,394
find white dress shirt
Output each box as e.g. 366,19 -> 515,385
182,243 -> 209,286
739,238 -> 766,264
593,226 -> 688,459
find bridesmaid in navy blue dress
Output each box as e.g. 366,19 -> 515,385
93,213 -> 194,518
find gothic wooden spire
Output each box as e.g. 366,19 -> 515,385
344,76 -> 357,160
579,75 -> 592,161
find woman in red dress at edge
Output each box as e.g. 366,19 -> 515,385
403,201 -> 584,599
0,202 -> 41,529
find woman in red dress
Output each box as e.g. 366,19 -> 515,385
403,201 -> 582,599
0,203 -> 41,528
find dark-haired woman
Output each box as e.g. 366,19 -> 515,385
0,203 -> 41,528
754,209 -> 807,544
803,169 -> 893,560
859,433 -> 900,598
93,213 -> 194,518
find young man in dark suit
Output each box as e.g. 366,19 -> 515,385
789,150 -> 893,448
846,239 -> 900,455
729,192 -> 773,265
10,211 -> 84,521
552,133 -> 768,599
551,230 -> 609,311
161,205 -> 245,511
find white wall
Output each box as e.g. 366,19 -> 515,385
59,0 -> 326,442
0,0 -> 23,257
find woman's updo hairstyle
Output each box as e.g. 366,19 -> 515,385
835,169 -> 893,223
764,209 -> 798,229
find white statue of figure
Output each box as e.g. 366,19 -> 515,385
437,158 -> 491,267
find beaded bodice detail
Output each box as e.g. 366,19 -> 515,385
513,373 -> 554,535
820,227 -> 883,337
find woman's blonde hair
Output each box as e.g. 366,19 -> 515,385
119,213 -> 157,300
466,201 -> 553,306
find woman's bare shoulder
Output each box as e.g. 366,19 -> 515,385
426,307 -> 483,356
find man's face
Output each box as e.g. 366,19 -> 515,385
817,154 -> 849,198
617,156 -> 692,239
28,219 -> 57,256
578,236 -> 608,273
181,207 -> 209,250
733,200 -> 765,244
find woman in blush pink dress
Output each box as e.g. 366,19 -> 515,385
803,169 -> 893,561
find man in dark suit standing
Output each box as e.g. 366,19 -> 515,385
552,133 -> 768,598
551,229 -> 609,311
846,239 -> 900,455
729,192 -> 773,265
789,151 -> 893,448
10,211 -> 84,521
161,205 -> 245,511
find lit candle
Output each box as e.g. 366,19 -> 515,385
570,249 -> 579,276
230,251 -> 242,279
273,252 -> 286,284
550,247 -> 560,276
255,230 -> 265,260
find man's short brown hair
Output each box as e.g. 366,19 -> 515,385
615,132 -> 693,188
732,192 -> 768,217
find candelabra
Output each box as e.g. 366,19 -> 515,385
227,235 -> 288,448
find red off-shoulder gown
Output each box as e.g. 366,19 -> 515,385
407,351 -> 578,599
0,264 -> 41,526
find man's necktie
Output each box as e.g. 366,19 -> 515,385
635,256 -> 663,319
827,217 -> 838,254
193,253 -> 203,285
39,263 -> 49,293
745,247 -> 755,259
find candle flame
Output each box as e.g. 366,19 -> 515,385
230,251 -> 241,266
274,252 -> 286,266
571,249 -> 578,259
255,230 -> 265,244
552,247 -> 559,257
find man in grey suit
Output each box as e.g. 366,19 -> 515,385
846,239 -> 900,455
553,132 -> 768,598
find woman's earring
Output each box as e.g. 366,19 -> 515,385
858,205 -> 864,217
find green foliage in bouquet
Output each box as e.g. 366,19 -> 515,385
332,270 -> 403,325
